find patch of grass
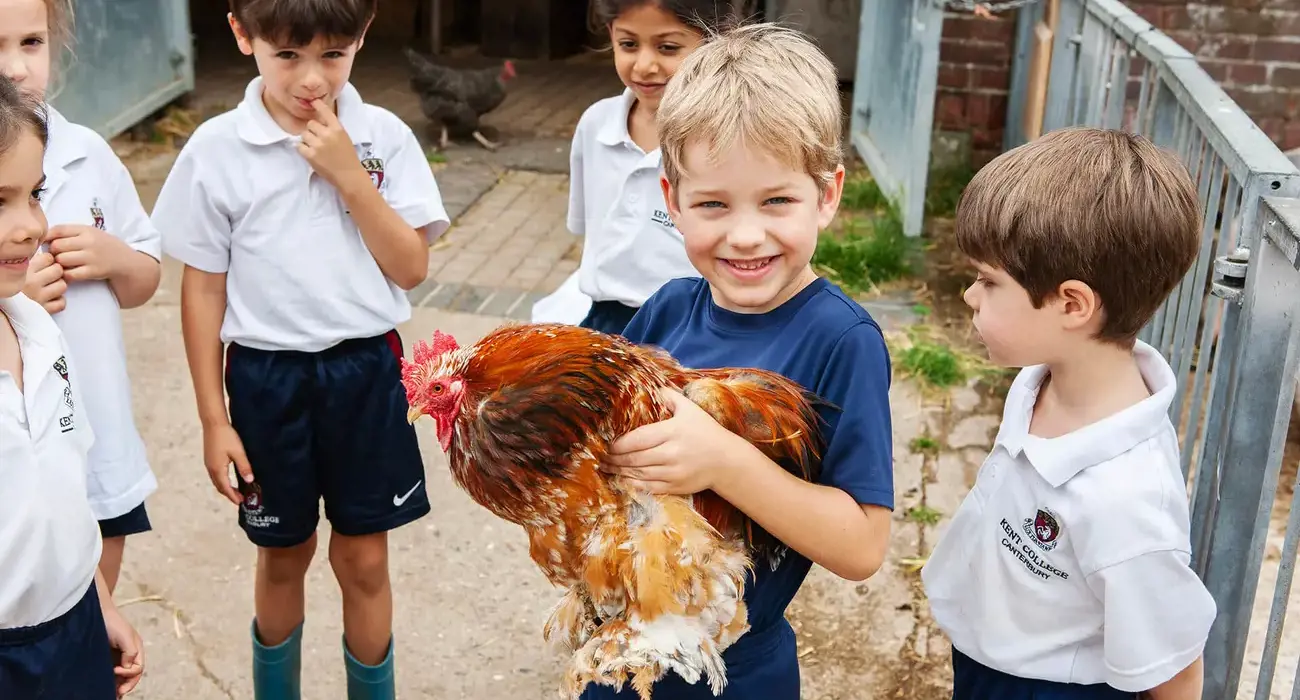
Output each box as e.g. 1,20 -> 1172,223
813,207 -> 914,295
905,505 -> 943,527
909,435 -> 940,455
898,338 -> 966,388
888,324 -> 1002,391
426,150 -> 448,164
924,163 -> 975,218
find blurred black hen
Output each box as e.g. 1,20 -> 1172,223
404,48 -> 517,151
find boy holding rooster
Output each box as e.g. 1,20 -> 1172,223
596,22 -> 895,699
153,1 -> 449,698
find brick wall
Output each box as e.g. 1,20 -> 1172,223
935,0 -> 1300,168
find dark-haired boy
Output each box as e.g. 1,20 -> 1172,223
921,126 -> 1217,700
152,2 -> 449,698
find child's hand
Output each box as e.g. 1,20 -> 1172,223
23,252 -> 66,314
602,388 -> 743,495
204,423 -> 254,505
102,606 -> 144,697
47,224 -> 131,283
297,99 -> 366,192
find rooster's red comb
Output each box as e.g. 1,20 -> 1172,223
410,330 -> 460,366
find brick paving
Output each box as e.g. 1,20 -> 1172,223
408,171 -> 580,319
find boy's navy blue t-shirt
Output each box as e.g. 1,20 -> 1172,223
580,276 -> 895,700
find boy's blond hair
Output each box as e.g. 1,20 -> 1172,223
955,126 -> 1201,345
657,22 -> 842,191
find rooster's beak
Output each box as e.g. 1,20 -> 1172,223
406,405 -> 423,424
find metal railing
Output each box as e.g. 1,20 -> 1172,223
1002,1 -> 1300,698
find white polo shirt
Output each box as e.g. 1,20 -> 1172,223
921,340 -> 1217,692
154,77 -> 450,353
40,106 -> 158,521
0,293 -> 101,628
568,89 -> 699,307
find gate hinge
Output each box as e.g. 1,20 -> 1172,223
1210,247 -> 1250,304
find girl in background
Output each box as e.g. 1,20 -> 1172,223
2,0 -> 162,593
0,71 -> 145,700
534,0 -> 728,334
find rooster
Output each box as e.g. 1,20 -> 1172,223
401,323 -> 826,699
404,47 -> 517,151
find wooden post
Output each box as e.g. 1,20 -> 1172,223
1022,0 -> 1059,141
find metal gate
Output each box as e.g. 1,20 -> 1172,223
1003,1 -> 1300,697
48,0 -> 194,139
847,0 -> 945,237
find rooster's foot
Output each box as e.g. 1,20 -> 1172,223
542,589 -> 599,652
439,125 -> 450,151
471,130 -> 500,151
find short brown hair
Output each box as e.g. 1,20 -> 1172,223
656,22 -> 842,192
229,0 -> 376,47
955,126 -> 1201,345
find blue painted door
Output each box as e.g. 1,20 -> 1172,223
48,0 -> 194,139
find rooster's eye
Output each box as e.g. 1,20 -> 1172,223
431,384 -> 443,394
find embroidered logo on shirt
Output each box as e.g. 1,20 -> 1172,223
361,155 -> 385,191
53,356 -> 75,433
999,517 -> 1070,581
650,209 -> 676,230
1023,507 -> 1063,552
90,198 -> 106,231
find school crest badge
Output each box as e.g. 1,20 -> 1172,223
1023,507 -> 1062,552
90,198 -> 106,231
53,356 -> 75,432
362,156 -> 385,190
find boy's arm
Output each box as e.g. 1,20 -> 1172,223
298,101 -> 440,291
104,153 -> 162,309
711,323 -> 893,581
1142,656 -> 1203,700
180,267 -> 232,429
712,446 -> 891,580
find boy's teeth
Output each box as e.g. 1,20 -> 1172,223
729,257 -> 771,270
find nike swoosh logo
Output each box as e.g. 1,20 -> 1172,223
393,480 -> 423,507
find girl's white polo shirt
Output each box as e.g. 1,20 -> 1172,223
40,106 -> 159,521
567,89 -> 699,308
0,293 -> 101,628
921,340 -> 1217,692
155,78 -> 450,354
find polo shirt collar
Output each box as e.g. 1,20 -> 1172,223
596,88 -> 640,148
994,339 -> 1177,488
235,76 -> 371,147
1,294 -> 63,395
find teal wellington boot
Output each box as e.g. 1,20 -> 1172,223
251,619 -> 302,700
344,636 -> 396,700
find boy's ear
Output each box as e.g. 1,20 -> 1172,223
816,164 -> 846,230
1055,280 -> 1102,332
661,175 -> 682,220
228,13 -> 255,56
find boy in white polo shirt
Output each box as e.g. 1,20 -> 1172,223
0,74 -> 143,699
921,126 -> 1217,700
152,1 -> 448,698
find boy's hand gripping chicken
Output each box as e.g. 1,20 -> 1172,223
401,323 -> 826,699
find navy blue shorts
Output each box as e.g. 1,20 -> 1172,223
98,502 -> 151,539
579,620 -> 798,699
225,330 -> 430,548
951,648 -> 1137,700
579,300 -> 640,337
0,581 -> 115,699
